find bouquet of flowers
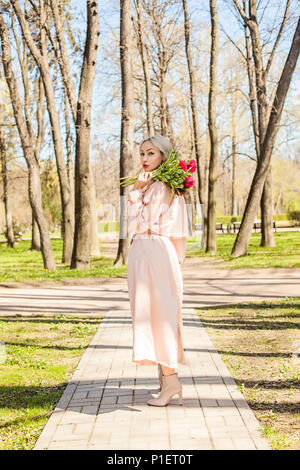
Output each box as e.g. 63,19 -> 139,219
120,150 -> 197,196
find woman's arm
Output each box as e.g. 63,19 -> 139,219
127,181 -> 166,236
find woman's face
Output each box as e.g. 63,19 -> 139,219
140,140 -> 165,172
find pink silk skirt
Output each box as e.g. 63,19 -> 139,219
127,233 -> 186,371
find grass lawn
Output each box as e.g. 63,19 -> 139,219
1,231 -> 299,284
187,231 -> 300,268
0,239 -> 126,283
0,314 -> 103,450
196,297 -> 300,450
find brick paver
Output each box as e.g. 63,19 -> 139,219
3,239 -> 290,450
34,307 -> 271,450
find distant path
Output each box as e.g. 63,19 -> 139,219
0,253 -> 299,317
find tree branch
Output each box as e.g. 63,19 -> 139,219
265,0 -> 290,77
224,151 -> 257,162
232,0 -> 248,23
219,21 -> 247,61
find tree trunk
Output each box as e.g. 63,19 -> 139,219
12,0 -> 74,264
260,163 -> 275,244
231,132 -> 237,217
135,0 -> 154,136
232,18 -> 300,257
243,8 -> 259,157
28,163 -> 56,268
49,0 -> 78,120
260,165 -> 275,246
206,0 -> 219,254
63,90 -> 74,215
31,211 -> 41,251
159,69 -> 168,135
240,0 -> 275,246
182,0 -> 206,239
247,1 -> 274,247
35,77 -> 45,160
89,166 -> 100,257
0,14 -> 56,269
151,8 -> 168,137
166,99 -> 175,146
114,0 -> 135,266
30,76 -> 44,252
0,118 -> 15,248
71,0 -> 99,269
50,0 -> 99,265
184,189 -> 195,233
201,134 -> 210,248
12,11 -> 42,252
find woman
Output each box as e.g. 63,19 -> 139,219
127,135 -> 190,407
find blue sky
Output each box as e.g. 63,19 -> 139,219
60,1 -> 300,159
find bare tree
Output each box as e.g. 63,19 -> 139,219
224,51 -> 248,217
0,13 -> 56,269
11,11 -> 44,251
0,105 -> 14,247
71,0 -> 99,269
231,16 -> 300,257
49,0 -> 100,259
11,0 -> 74,264
182,0 -> 207,244
206,0 -> 219,254
143,0 -> 181,144
233,0 -> 291,247
31,76 -> 44,251
114,0 -> 135,266
133,0 -> 154,136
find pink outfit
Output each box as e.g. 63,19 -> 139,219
127,180 -> 190,370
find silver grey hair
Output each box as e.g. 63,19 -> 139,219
140,135 -> 172,161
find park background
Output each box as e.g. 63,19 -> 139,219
0,0 -> 299,451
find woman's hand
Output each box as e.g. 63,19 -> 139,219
133,171 -> 153,190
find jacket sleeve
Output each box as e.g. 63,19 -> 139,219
169,237 -> 186,265
127,181 -> 166,238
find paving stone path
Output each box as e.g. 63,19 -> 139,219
33,305 -> 272,450
3,245 -> 299,450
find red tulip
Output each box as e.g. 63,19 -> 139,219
184,175 -> 195,188
179,160 -> 187,171
187,159 -> 197,172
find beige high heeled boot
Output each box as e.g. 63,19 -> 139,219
147,373 -> 183,406
158,363 -> 163,390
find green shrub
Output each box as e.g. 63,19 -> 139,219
273,214 -> 288,221
287,210 -> 300,224
98,221 -> 119,232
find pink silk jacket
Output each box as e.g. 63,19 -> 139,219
127,180 -> 191,265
